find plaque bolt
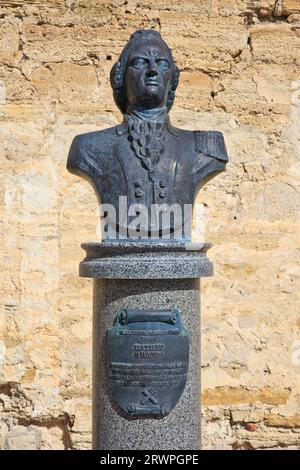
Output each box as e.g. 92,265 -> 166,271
162,404 -> 171,415
120,310 -> 127,324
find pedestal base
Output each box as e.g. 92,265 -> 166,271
80,242 -> 213,450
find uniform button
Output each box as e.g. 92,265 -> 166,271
160,181 -> 167,188
134,181 -> 141,188
159,191 -> 166,198
135,190 -> 143,198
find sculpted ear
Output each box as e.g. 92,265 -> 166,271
173,65 -> 180,90
110,61 -> 122,90
166,64 -> 180,112
110,61 -> 127,114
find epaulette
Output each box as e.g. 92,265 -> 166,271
194,130 -> 228,163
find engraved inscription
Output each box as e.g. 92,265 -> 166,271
109,361 -> 187,387
119,329 -> 180,335
132,342 -> 165,358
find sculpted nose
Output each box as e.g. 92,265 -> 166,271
147,68 -> 158,77
146,59 -> 158,77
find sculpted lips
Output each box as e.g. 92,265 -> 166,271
145,78 -> 160,87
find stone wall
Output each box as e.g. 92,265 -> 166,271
0,0 -> 300,450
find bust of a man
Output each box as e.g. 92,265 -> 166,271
67,29 -> 228,241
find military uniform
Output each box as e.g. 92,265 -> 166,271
67,119 -> 228,240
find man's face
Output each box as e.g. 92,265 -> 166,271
124,38 -> 172,111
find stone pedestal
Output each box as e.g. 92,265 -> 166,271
80,241 -> 213,451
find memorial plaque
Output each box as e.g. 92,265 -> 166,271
107,308 -> 189,417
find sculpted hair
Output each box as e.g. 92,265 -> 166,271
110,29 -> 180,114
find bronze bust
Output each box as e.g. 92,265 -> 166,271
67,29 -> 228,240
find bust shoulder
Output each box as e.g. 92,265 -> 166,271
67,126 -> 118,177
71,126 -> 117,152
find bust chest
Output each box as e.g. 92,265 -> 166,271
67,125 -> 228,240
98,128 -> 196,211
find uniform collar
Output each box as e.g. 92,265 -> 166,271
115,116 -> 179,138
126,105 -> 168,122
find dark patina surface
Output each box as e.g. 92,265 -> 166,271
67,29 -> 228,240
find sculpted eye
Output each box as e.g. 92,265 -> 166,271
131,57 -> 147,68
156,59 -> 169,70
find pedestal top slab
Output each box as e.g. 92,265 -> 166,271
79,241 -> 213,279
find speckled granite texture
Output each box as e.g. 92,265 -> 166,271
80,241 -> 213,279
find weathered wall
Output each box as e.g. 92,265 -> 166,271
0,0 -> 300,450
